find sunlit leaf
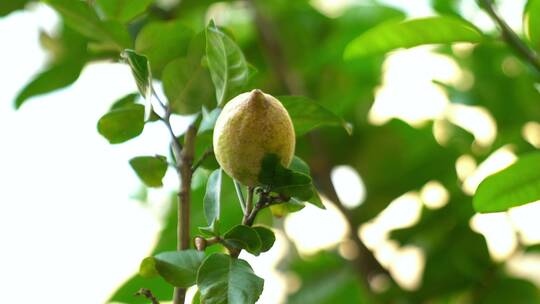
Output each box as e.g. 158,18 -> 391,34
344,16 -> 483,59
129,155 -> 168,188
259,154 -> 313,201
474,152 -> 540,213
525,0 -> 540,51
279,96 -> 352,136
205,20 -> 249,105
197,253 -> 264,304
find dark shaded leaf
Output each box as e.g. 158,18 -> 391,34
252,226 -> 275,252
223,224 -> 262,255
139,250 -> 205,288
259,154 -> 313,201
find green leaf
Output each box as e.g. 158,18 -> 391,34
199,108 -> 222,134
202,169 -> 222,235
135,19 -> 193,75
122,49 -> 153,120
110,93 -> 139,110
259,154 -> 313,201
197,253 -> 264,304
140,250 -> 205,288
344,16 -> 483,59
474,152 -> 540,213
278,96 -> 352,136
477,277 -> 540,304
270,199 -> 306,217
526,0 -> 540,51
162,58 -> 213,115
289,156 -> 325,209
44,0 -> 130,50
96,0 -> 153,23
14,60 -> 83,109
223,225 -> 262,255
205,21 -> 249,105
97,104 -> 145,144
0,0 -> 29,16
129,156 -> 168,188
252,226 -> 275,252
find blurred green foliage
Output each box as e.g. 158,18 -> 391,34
7,0 -> 540,303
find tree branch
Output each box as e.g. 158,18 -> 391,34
135,288 -> 160,304
152,91 -> 195,304
244,0 -> 389,294
479,0 -> 540,73
173,123 -> 197,304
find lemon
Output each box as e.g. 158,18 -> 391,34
213,89 -> 296,186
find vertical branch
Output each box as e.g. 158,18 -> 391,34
155,95 -> 196,304
172,124 -> 196,304
243,187 -> 255,224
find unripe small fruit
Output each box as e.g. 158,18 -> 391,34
213,89 -> 295,186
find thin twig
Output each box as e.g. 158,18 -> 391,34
135,288 -> 160,304
191,148 -> 213,171
479,0 -> 540,72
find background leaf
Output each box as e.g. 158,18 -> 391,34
44,0 -> 130,50
344,16 -> 483,59
129,156 -> 168,188
279,96 -> 352,136
474,152 -> 540,213
135,19 -> 193,75
96,0 -> 154,23
197,253 -> 264,304
205,21 -> 249,105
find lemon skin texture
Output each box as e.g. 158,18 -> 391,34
213,89 -> 296,187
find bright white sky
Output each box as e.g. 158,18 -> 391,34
0,1 -> 538,303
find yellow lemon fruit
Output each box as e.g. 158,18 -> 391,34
213,89 -> 295,186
